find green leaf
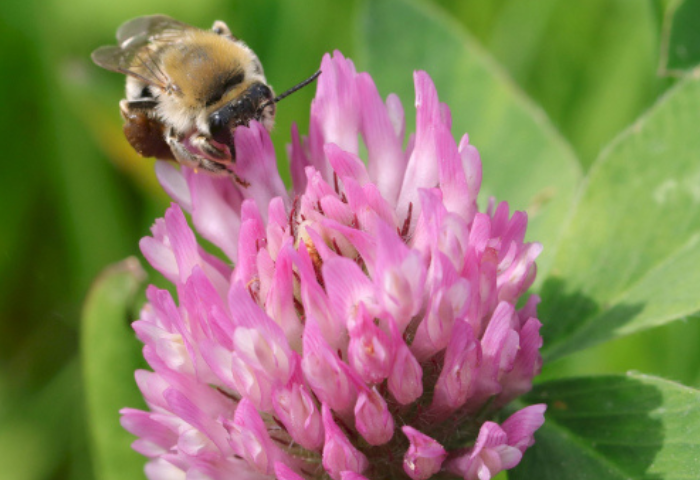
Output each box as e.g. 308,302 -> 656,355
0,360 -> 82,480
82,258 -> 147,480
511,373 -> 700,479
661,0 -> 700,74
486,0 -> 665,168
540,77 -> 700,361
357,0 -> 581,278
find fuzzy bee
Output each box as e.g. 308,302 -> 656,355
92,15 -> 319,179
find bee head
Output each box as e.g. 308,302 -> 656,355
208,82 -> 275,144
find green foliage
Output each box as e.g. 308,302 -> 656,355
661,0 -> 700,73
512,374 -> 700,479
438,0 -> 669,169
540,77 -> 700,361
82,259 -> 147,480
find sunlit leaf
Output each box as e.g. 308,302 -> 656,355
488,0 -> 664,167
540,77 -> 700,361
511,373 -> 700,479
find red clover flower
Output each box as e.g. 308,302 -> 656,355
121,51 -> 546,480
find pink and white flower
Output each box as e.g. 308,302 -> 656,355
122,51 -> 546,479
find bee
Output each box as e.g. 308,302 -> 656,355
92,15 -> 320,179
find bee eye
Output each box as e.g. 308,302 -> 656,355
209,107 -> 230,133
249,83 -> 273,103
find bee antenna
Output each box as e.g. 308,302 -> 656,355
259,70 -> 321,111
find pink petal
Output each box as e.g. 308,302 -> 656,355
184,168 -> 243,262
155,160 -> 192,211
264,245 -> 304,351
357,72 -> 405,204
289,122 -> 311,195
232,200 -> 266,286
144,458 -> 187,480
322,256 -> 377,332
293,246 -> 346,350
502,404 -> 547,453
472,302 -> 520,405
162,388 -> 230,454
340,472 -> 370,480
401,426 -> 447,480
322,404 -> 369,480
232,121 -> 288,215
312,51 -> 361,157
265,196 -> 291,259
396,71 -> 444,222
274,462 -> 305,480
445,422 -> 510,480
431,320 -> 481,415
373,220 -> 426,332
120,408 -> 176,456
347,305 -> 394,384
225,398 -> 293,475
438,126 -> 477,223
385,93 -> 405,141
272,383 -> 324,451
411,254 -> 469,361
354,387 -> 394,446
302,319 -> 358,414
499,318 -> 543,406
229,288 -> 297,387
388,337 -> 423,405
326,142 -> 371,186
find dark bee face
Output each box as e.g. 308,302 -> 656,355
209,82 -> 275,144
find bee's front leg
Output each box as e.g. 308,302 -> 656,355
165,128 -> 201,169
165,129 -> 245,183
189,134 -> 248,186
189,134 -> 231,162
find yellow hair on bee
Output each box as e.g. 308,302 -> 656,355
161,31 -> 254,111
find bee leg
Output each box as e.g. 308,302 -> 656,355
190,134 -> 231,162
164,129 -> 241,181
164,128 -> 248,184
165,128 -> 201,169
187,157 -> 249,183
121,100 -> 174,160
196,158 -> 231,176
120,98 -> 158,117
230,170 -> 250,188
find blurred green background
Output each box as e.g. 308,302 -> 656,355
0,0 -> 695,478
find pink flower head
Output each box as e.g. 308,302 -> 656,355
125,51 -> 546,479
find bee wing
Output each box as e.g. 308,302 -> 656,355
116,15 -> 192,48
92,15 -> 194,89
91,45 -> 167,89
